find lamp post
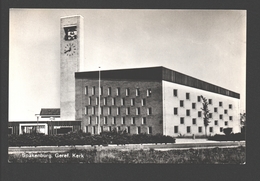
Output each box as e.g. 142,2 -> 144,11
98,66 -> 101,134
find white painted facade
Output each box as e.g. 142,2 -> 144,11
162,80 -> 240,137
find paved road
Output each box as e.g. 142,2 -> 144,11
9,140 -> 245,154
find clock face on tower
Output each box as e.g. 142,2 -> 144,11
64,42 -> 76,56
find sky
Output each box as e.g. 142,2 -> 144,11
9,9 -> 246,121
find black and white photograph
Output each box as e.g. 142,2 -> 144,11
8,9 -> 246,164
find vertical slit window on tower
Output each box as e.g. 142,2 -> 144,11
100,87 -> 103,95
148,127 -> 152,134
136,88 -> 140,96
88,97 -> 91,105
100,107 -> 103,115
108,87 -> 111,96
92,87 -> 95,95
112,117 -> 116,125
85,86 -> 88,95
127,126 -> 130,134
173,89 -> 178,97
131,98 -> 135,106
136,107 -> 141,115
108,107 -> 111,115
141,99 -> 146,106
92,107 -> 95,115
96,97 -> 99,105
137,127 -> 141,134
95,117 -> 98,125
126,88 -> 130,96
117,107 -> 120,115
88,117 -> 91,125
85,106 -> 88,115
126,107 -> 130,115
103,97 -> 107,105
131,117 -> 135,125
104,117 -> 107,125
112,97 -> 116,105
147,89 -> 152,97
142,117 -> 146,125
121,117 -> 125,125
116,87 -> 120,96
147,108 -> 152,115
121,98 -> 125,106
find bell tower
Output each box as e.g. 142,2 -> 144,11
60,15 -> 84,120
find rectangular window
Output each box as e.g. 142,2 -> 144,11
198,127 -> 202,133
142,117 -> 146,125
180,100 -> 184,107
229,116 -> 233,120
174,126 -> 178,133
147,108 -> 152,115
224,109 -> 228,114
121,117 -> 125,125
104,117 -> 107,125
209,113 -> 212,118
225,121 -> 228,126
92,107 -> 95,115
197,96 -> 201,102
198,111 -> 202,117
117,107 -> 120,115
131,98 -> 135,106
209,127 -> 213,133
214,120 -> 218,125
85,86 -> 88,95
173,89 -> 178,97
229,104 -> 233,109
103,97 -> 107,105
186,93 -> 190,100
136,88 -> 140,96
126,88 -> 130,96
180,117 -> 184,124
85,106 -> 88,115
174,108 -> 178,115
220,127 -> 223,132
108,107 -> 111,115
219,102 -> 223,107
192,103 -> 196,109
141,99 -> 146,106
92,87 -> 95,95
116,87 -> 120,96
137,127 -> 141,134
219,114 -> 223,119
108,87 -> 111,96
209,99 -> 212,105
214,108 -> 218,113
192,118 -> 196,125
136,107 -> 141,115
131,117 -> 135,125
126,107 -> 130,115
86,126 -> 88,133
108,126 -> 112,132
127,126 -> 130,134
148,127 -> 152,134
187,126 -> 191,133
121,98 -> 125,106
112,98 -> 116,105
88,97 -> 91,105
186,109 -> 190,116
101,126 -> 103,133
112,117 -> 116,125
147,89 -> 152,97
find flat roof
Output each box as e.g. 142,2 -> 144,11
75,66 -> 240,99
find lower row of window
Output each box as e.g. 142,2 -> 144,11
174,126 -> 224,134
86,126 -> 152,134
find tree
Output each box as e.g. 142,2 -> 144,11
240,112 -> 246,133
200,95 -> 211,137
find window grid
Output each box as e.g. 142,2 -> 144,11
187,126 -> 191,133
180,117 -> 184,124
186,109 -> 190,116
186,93 -> 190,100
174,108 -> 178,115
192,118 -> 196,125
192,103 -> 196,109
180,100 -> 184,107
